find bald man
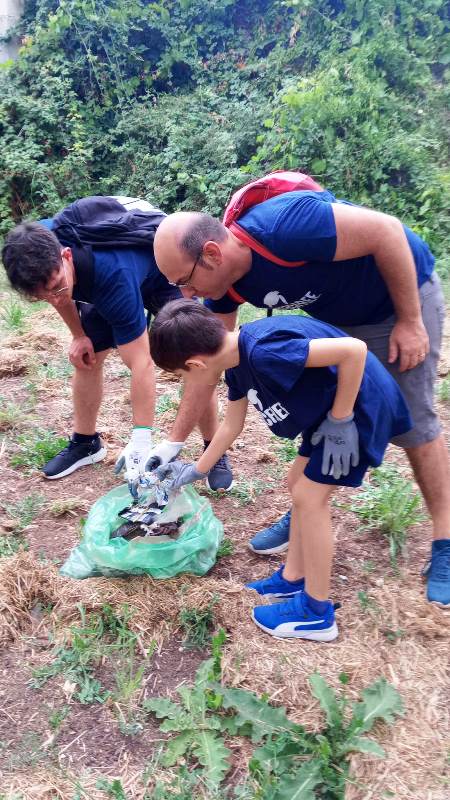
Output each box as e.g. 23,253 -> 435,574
152,193 -> 450,607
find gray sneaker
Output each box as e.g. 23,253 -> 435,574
206,452 -> 233,491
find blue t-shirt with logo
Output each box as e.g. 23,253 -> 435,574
225,316 -> 412,467
40,217 -> 169,346
205,191 -> 435,326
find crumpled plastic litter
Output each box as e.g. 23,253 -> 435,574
59,480 -> 223,580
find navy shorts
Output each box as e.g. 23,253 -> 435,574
298,430 -> 371,488
76,283 -> 183,353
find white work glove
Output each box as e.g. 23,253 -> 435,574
144,439 -> 185,472
114,427 -> 153,499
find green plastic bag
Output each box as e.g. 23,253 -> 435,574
60,483 -> 223,580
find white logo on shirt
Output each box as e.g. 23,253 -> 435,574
247,388 -> 263,410
247,388 -> 290,427
264,291 -> 288,308
263,290 -> 321,310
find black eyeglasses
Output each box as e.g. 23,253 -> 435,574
168,249 -> 202,288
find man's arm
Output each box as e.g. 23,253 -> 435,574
117,330 -> 155,426
331,203 -> 429,372
54,301 -> 96,369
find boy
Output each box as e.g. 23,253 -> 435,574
149,299 -> 412,641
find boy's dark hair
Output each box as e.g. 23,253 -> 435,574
2,222 -> 62,295
150,299 -> 226,372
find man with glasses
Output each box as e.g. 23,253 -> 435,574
151,199 -> 449,608
1,198 -> 233,497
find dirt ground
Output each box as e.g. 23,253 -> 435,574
0,302 -> 449,799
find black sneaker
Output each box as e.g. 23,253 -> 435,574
42,436 -> 107,479
206,452 -> 233,492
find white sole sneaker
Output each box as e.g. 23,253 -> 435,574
248,540 -> 290,555
252,611 -> 339,641
206,478 -> 234,492
43,447 -> 107,480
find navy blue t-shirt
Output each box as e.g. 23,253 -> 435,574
40,217 -> 168,346
205,191 -> 435,326
225,316 -> 412,467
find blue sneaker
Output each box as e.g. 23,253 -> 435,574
248,510 -> 291,555
245,566 -> 304,598
425,539 -> 450,607
252,592 -> 338,641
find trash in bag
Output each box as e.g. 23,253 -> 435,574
60,481 -> 223,580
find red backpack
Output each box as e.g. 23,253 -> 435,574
223,170 -> 323,306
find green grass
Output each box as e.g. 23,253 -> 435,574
216,537 -> 234,558
274,436 -> 299,463
0,297 -> 29,332
4,493 -> 46,531
437,376 -> 450,403
179,596 -> 219,649
0,398 -> 30,431
30,604 -> 142,706
230,478 -> 265,505
156,393 -> 178,415
33,358 -> 74,380
10,429 -> 68,471
349,464 -> 425,567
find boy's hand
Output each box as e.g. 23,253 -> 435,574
311,412 -> 359,480
155,461 -> 207,491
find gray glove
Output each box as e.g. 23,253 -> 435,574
155,461 -> 207,491
311,412 -> 359,480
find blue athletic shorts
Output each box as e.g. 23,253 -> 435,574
298,431 -> 371,488
76,283 -> 183,353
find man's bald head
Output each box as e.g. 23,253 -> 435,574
154,211 -> 230,298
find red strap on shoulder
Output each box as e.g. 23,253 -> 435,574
226,285 -> 246,305
229,222 -> 307,267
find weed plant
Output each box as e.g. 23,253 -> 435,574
274,437 -> 299,463
437,377 -> 450,403
179,595 -> 219,649
230,478 -> 265,506
0,297 -> 29,332
10,429 -> 68,471
217,538 -> 234,558
349,465 -> 424,567
0,399 -> 30,431
145,631 -> 404,798
30,604 -> 143,706
156,393 -> 178,415
4,493 -> 46,531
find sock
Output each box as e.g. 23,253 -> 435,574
281,568 -> 305,588
72,432 -> 99,444
432,539 -> 450,551
304,590 -> 329,616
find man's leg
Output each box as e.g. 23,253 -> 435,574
405,436 -> 450,540
73,349 -> 111,434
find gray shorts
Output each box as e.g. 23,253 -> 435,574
339,272 -> 446,449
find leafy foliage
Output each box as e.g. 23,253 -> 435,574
349,464 -> 425,566
0,0 -> 448,287
145,632 -> 404,798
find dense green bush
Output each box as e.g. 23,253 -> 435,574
0,0 -> 448,271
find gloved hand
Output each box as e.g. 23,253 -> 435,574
311,412 -> 359,480
155,460 -> 207,492
114,427 -> 153,499
144,439 -> 185,471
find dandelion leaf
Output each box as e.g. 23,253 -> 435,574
220,687 -> 297,742
192,729 -> 231,786
308,673 -> 342,728
352,678 -> 404,733
271,759 -> 322,800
